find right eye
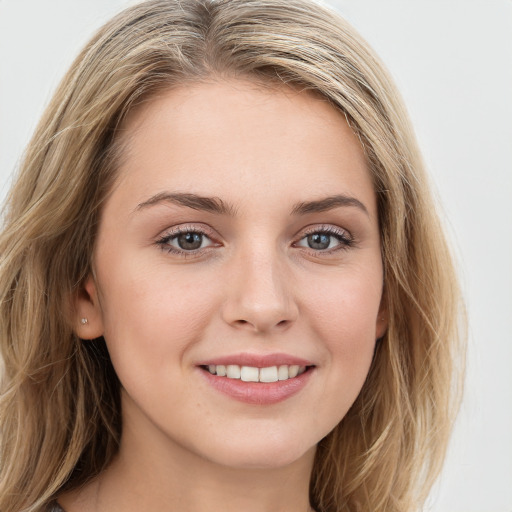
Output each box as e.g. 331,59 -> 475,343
169,231 -> 211,251
293,224 -> 354,255
156,226 -> 218,256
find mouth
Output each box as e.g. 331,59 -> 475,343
200,364 -> 311,383
197,353 -> 316,404
197,357 -> 316,405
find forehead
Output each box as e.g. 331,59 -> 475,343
111,78 -> 376,218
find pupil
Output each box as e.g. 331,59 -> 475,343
178,232 -> 202,250
308,233 -> 330,250
308,233 -> 331,250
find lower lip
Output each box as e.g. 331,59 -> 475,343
199,367 -> 314,405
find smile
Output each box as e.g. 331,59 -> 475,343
204,364 -> 308,382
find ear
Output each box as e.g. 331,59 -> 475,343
375,290 -> 388,340
74,274 -> 105,340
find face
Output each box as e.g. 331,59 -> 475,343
77,79 -> 386,470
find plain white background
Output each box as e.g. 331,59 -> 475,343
0,1 -> 511,510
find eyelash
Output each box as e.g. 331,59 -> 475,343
294,225 -> 354,254
156,225 -> 218,257
156,224 -> 354,257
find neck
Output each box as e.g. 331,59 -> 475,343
101,441 -> 315,512
60,400 -> 316,512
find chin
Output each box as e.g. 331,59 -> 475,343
197,432 -> 317,470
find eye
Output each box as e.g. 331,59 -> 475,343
173,232 -> 209,251
157,227 -> 216,254
295,226 -> 353,252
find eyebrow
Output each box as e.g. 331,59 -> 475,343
291,194 -> 369,216
135,192 -> 236,215
135,192 -> 368,217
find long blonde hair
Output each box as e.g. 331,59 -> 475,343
0,1 -> 464,511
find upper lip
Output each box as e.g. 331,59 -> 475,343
197,352 -> 315,368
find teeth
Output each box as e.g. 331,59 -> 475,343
278,365 -> 289,380
288,365 -> 299,378
259,366 -> 278,383
206,364 -> 307,382
241,366 -> 259,382
226,365 -> 241,379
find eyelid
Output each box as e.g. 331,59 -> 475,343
158,223 -> 217,239
299,223 -> 352,238
293,224 -> 354,253
156,223 -> 221,255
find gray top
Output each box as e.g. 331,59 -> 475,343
47,502 -> 65,512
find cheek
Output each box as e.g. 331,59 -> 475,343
303,265 -> 382,375
97,259 -> 220,377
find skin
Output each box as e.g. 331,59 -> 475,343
67,78 -> 387,512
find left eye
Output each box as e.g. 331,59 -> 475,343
296,231 -> 348,251
165,231 -> 213,251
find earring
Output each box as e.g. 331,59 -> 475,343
80,318 -> 88,325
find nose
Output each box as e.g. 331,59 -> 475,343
221,247 -> 298,334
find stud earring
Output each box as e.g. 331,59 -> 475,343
80,318 -> 88,325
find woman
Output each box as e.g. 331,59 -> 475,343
0,1 -> 464,511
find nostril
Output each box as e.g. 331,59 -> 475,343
231,317 -> 290,332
